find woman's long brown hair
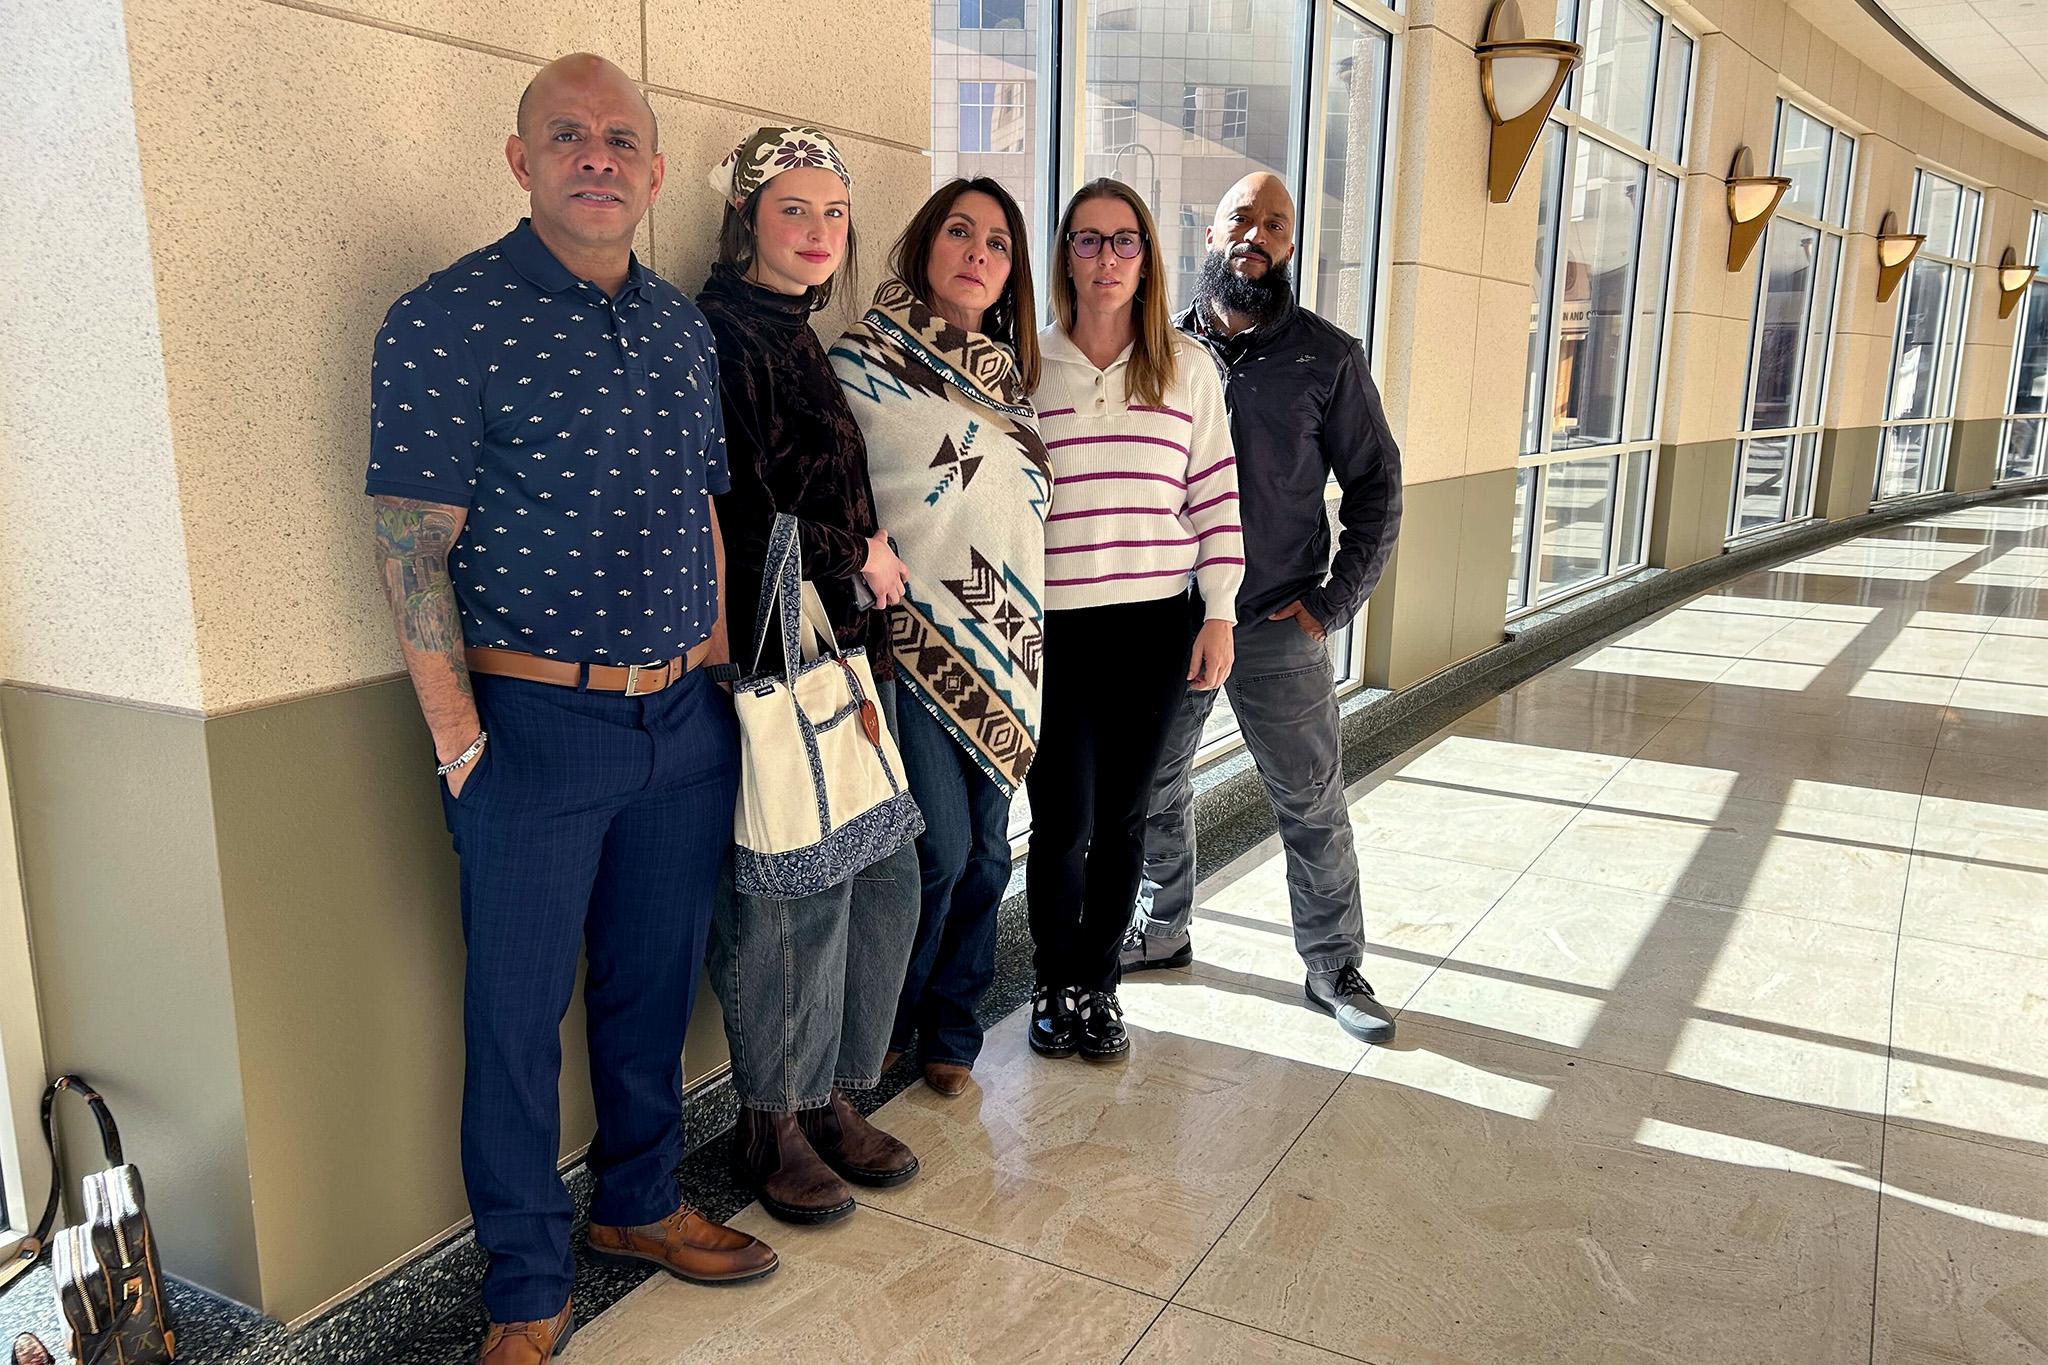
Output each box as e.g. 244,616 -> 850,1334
1049,178 -> 1177,408
890,178 -> 1040,392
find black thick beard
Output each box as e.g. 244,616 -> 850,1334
1197,247 -> 1293,326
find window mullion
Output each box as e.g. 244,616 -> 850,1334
1536,124 -> 1574,461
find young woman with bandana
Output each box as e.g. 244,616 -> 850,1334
829,179 -> 1050,1098
1025,179 -> 1243,1062
697,125 -> 923,1225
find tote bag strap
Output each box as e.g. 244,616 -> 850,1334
747,514 -> 801,675
749,514 -> 848,679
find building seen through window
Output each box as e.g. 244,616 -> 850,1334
1875,168 -> 1980,502
1999,209 -> 2048,483
1729,98 -> 1853,539
1509,0 -> 1692,613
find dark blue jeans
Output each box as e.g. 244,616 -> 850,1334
443,669 -> 737,1324
889,687 -> 1013,1067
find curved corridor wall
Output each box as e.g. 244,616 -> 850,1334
1,0 -> 2046,1327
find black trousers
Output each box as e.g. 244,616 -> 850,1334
1026,592 -> 1197,992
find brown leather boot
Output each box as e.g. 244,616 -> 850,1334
587,1200 -> 778,1285
732,1107 -> 856,1224
798,1088 -> 920,1187
477,1300 -> 573,1364
923,1061 -> 972,1097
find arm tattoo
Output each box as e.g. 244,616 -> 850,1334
374,498 -> 479,751
375,502 -> 466,673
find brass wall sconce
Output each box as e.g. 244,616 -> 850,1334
1998,246 -> 2038,319
1725,146 -> 1791,272
1477,0 -> 1583,204
1875,212 -> 1925,303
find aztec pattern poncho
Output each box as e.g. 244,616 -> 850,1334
830,280 -> 1052,795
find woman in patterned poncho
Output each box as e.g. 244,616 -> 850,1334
829,179 -> 1051,1096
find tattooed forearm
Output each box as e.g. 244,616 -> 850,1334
373,495 -> 481,759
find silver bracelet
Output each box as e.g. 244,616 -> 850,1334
436,730 -> 487,777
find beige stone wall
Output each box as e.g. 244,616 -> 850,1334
65,0 -> 929,718
0,2 -> 204,713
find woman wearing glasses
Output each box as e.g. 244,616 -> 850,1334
1025,179 -> 1243,1061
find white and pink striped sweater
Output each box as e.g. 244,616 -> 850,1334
1034,324 -> 1245,618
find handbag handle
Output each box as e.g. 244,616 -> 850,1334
0,1077 -> 121,1295
748,513 -> 845,678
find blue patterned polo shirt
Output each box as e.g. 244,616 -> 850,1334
365,219 -> 729,662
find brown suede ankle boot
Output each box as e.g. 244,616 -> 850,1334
732,1107 -> 856,1224
797,1088 -> 920,1187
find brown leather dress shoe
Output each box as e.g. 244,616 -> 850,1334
733,1107 -> 856,1224
586,1201 -> 778,1286
923,1061 -> 972,1096
478,1300 -> 573,1364
798,1088 -> 920,1187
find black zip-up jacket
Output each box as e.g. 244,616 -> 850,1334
1177,297 -> 1402,631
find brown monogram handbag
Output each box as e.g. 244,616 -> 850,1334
0,1078 -> 175,1363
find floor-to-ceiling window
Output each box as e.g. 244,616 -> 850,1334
1728,98 -> 1853,540
932,0 -> 1051,278
1508,0 -> 1692,615
1079,0 -> 1308,317
930,0 -> 1400,817
1874,167 -> 1981,502
1998,208 -> 2048,484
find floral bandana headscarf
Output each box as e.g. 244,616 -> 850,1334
707,125 -> 854,208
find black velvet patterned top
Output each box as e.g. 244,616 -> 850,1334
698,262 -> 889,677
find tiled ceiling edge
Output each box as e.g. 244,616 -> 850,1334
1861,0 -> 2048,143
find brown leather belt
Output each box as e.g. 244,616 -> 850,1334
466,641 -> 715,696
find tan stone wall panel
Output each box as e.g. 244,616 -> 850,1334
1692,35 -> 1756,193
0,0 -> 204,710
1781,13 -> 1813,92
1403,0 -> 1498,48
1380,264 -> 1478,484
123,0 -> 561,713
645,0 -> 929,148
298,0 -> 640,68
1467,278 -> 1528,476
1388,28 -> 1489,278
1478,186 -> 1541,289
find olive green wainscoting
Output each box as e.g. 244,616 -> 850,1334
2,678 -> 729,1322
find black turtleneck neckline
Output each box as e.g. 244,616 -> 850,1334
703,259 -> 817,328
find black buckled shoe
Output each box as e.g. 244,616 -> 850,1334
1076,989 -> 1130,1060
1028,984 -> 1079,1058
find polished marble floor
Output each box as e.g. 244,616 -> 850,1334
572,497 -> 2048,1363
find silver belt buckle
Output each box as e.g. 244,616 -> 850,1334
623,663 -> 647,697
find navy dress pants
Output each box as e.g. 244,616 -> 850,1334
443,669 -> 738,1323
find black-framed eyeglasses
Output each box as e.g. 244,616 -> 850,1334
1067,230 -> 1146,260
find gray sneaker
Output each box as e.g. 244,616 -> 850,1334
1120,924 -> 1194,972
1305,966 -> 1396,1043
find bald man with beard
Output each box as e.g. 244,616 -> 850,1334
1122,173 -> 1404,1045
367,54 -> 774,1363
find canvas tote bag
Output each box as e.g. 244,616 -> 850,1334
731,513 -> 923,898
